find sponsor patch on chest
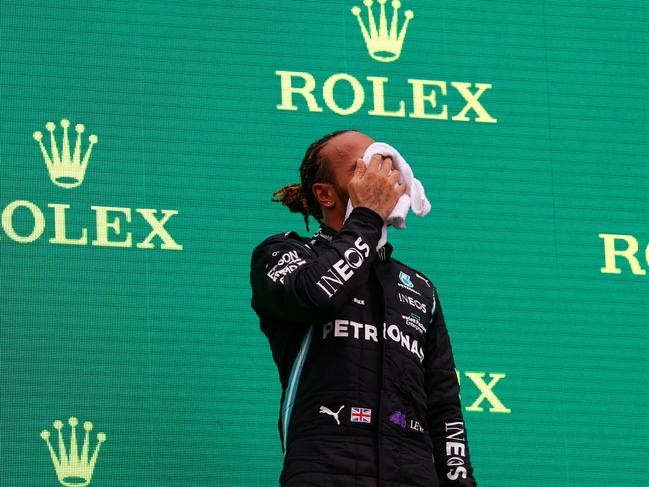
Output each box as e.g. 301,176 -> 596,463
322,320 -> 424,362
398,293 -> 427,313
402,313 -> 426,334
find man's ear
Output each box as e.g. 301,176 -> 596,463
312,183 -> 336,208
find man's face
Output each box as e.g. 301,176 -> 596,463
319,131 -> 375,202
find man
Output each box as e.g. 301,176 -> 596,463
250,130 -> 477,486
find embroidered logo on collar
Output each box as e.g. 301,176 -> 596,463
399,271 -> 414,287
313,227 -> 333,241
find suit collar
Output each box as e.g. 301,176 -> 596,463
312,223 -> 392,261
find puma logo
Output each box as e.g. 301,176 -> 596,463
319,405 -> 345,425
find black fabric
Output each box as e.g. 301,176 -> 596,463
250,207 -> 477,487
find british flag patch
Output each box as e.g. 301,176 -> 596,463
350,407 -> 372,423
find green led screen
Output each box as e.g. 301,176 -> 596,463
1,1 -> 648,486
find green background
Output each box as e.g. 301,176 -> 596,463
1,1 -> 648,485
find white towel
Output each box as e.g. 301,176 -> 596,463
345,142 -> 431,248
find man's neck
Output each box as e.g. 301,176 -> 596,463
322,209 -> 345,232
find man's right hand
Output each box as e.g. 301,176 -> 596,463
348,154 -> 407,221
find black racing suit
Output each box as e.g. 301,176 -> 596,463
250,207 -> 477,487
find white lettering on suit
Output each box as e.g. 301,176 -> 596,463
322,320 -> 424,362
398,293 -> 427,313
445,421 -> 469,480
316,237 -> 371,297
267,250 -> 306,283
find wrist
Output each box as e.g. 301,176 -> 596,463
349,206 -> 384,228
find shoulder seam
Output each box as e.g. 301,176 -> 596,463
254,232 -> 310,250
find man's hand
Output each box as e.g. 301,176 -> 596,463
348,154 -> 407,221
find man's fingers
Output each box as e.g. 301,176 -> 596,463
396,182 -> 407,196
353,157 -> 367,178
367,153 -> 382,172
380,157 -> 393,175
387,169 -> 401,185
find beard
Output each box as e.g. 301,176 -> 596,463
336,187 -> 350,209
331,180 -> 349,209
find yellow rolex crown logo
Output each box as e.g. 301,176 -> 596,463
351,0 -> 414,63
40,417 -> 106,487
33,119 -> 98,189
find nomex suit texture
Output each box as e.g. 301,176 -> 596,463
250,207 -> 477,487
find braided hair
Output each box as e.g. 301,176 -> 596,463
273,130 -> 352,231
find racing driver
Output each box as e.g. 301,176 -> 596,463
250,130 -> 478,486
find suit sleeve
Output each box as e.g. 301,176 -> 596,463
424,287 -> 477,486
250,207 -> 383,323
